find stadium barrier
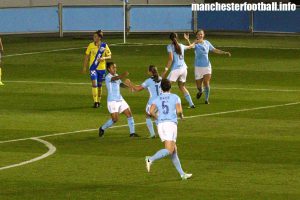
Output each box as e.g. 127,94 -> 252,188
0,4 -> 299,35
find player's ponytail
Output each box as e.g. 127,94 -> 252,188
149,65 -> 160,83
169,32 -> 182,56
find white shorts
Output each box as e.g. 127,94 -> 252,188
157,121 -> 178,142
195,66 -> 212,80
107,100 -> 129,114
168,68 -> 187,83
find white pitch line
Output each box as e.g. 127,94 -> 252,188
0,138 -> 56,171
2,42 -> 299,58
4,80 -> 300,92
0,101 -> 299,145
2,47 -> 85,58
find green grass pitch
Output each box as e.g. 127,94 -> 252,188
0,34 -> 300,199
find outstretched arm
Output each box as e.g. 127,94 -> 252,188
111,71 -> 129,81
212,48 -> 231,57
125,79 -> 144,92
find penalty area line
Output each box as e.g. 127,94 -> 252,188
0,101 -> 299,145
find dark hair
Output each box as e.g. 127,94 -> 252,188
161,79 -> 171,92
106,62 -> 114,71
95,30 -> 103,39
169,32 -> 182,56
196,29 -> 204,34
149,65 -> 160,83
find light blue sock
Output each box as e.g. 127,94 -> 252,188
184,93 -> 194,107
127,117 -> 135,134
146,118 -> 155,137
171,151 -> 184,176
102,119 -> 114,130
149,149 -> 170,162
204,86 -> 210,101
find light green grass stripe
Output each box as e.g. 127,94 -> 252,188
0,101 -> 299,145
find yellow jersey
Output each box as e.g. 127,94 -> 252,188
85,42 -> 111,70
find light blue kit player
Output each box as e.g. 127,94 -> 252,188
126,65 -> 162,138
162,32 -> 195,109
184,30 -> 231,104
145,79 -> 192,180
99,62 -> 139,138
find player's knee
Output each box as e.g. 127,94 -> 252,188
112,117 -> 118,123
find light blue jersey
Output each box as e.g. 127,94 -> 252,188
142,77 -> 162,105
152,93 -> 181,124
194,40 -> 215,67
167,43 -> 188,71
105,73 -> 123,102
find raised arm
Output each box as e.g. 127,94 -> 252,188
184,33 -> 191,46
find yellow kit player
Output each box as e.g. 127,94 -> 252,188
82,30 -> 112,108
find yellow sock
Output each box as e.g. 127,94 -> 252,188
92,87 -> 98,102
98,87 -> 102,102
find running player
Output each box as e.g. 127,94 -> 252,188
162,32 -> 195,108
99,62 -> 139,138
145,79 -> 192,180
184,30 -> 231,104
82,30 -> 111,108
0,37 -> 4,86
126,65 -> 162,138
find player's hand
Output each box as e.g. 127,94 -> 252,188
122,71 -> 129,77
179,113 -> 184,120
97,57 -> 105,62
124,78 -> 131,86
183,33 -> 189,40
226,52 -> 231,57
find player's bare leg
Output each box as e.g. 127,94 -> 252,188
178,81 -> 195,108
196,79 -> 203,99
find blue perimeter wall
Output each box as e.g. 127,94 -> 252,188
0,6 -> 299,33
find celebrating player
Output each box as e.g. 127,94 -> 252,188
162,32 -> 195,109
82,30 -> 111,108
145,79 -> 192,180
0,37 -> 4,86
126,65 -> 162,138
98,62 -> 139,138
184,30 -> 231,104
